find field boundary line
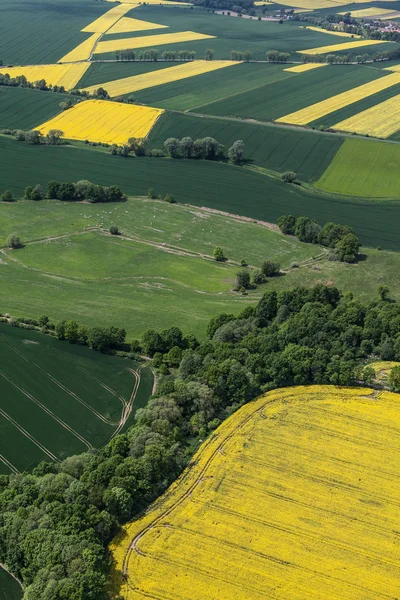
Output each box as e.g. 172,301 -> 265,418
0,453 -> 19,475
0,407 -> 58,461
0,368 -> 92,450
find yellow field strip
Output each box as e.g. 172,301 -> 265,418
385,64 -> 400,71
58,33 -> 102,63
277,72 -> 400,124
284,63 -> 328,72
81,60 -> 239,97
37,99 -> 164,144
333,94 -> 400,138
304,25 -> 362,37
298,39 -> 388,54
111,385 -> 400,600
81,4 -> 133,33
272,0 -> 348,9
0,63 -> 90,89
94,31 -> 215,54
339,6 -> 398,17
106,0 -> 192,4
107,17 -> 168,34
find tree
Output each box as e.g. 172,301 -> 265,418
179,136 -> 193,158
281,171 -> 296,183
378,285 -> 390,301
46,129 -> 64,145
24,130 -> 42,144
201,137 -> 219,160
228,140 -> 245,164
1,190 -> 13,202
30,184 -> 43,201
213,246 -> 225,261
335,232 -> 360,263
109,225 -> 120,235
94,87 -> 109,99
205,49 -> 215,60
266,50 -> 279,62
164,137 -> 180,158
277,214 -> 296,235
294,216 -> 321,244
164,193 -> 176,203
7,234 -> 21,248
261,260 -> 280,277
24,186 -> 33,200
236,269 -> 250,289
388,366 -> 400,392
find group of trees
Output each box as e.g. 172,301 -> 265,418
4,128 -> 65,145
266,50 -> 290,62
46,180 -> 126,203
278,215 -> 361,263
236,259 -> 280,290
2,284 -> 400,599
116,48 -> 197,61
164,137 -> 245,164
230,50 -> 252,61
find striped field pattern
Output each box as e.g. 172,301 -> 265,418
111,385 -> 400,600
284,63 -> 328,72
106,17 -> 168,34
298,39 -> 388,54
0,63 -> 90,90
333,94 -> 400,138
94,31 -> 215,54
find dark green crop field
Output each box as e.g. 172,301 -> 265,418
0,0 -> 108,64
149,111 -> 343,181
196,65 -> 385,121
131,63 -> 292,110
0,325 -> 153,473
0,568 -> 22,600
0,136 -> 399,250
0,86 -> 76,130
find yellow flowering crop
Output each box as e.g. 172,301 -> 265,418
111,385 -> 400,600
333,94 -> 400,138
81,4 -> 133,33
269,0 -> 347,9
276,72 -> 400,124
106,17 -> 168,35
284,63 -> 328,72
82,60 -> 239,97
37,99 -> 164,144
304,25 -> 362,37
94,31 -> 215,54
385,64 -> 400,71
339,7 -> 398,18
106,0 -> 192,5
298,39 -> 387,54
58,33 -> 102,63
0,63 -> 90,90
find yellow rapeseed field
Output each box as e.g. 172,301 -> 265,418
276,72 -> 400,124
82,60 -> 239,97
333,94 -> 400,138
304,25 -> 362,37
270,0 -> 347,9
339,7 -> 398,17
37,99 -> 164,144
94,31 -> 215,54
0,63 -> 90,90
284,63 -> 328,72
385,63 -> 400,71
106,17 -> 168,34
58,33 -> 102,63
298,38 -> 387,54
81,4 -> 132,33
106,0 -> 192,5
111,385 -> 400,600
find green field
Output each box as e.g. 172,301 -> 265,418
316,138 -> 400,198
1,136 -> 400,249
196,65 -> 385,121
0,0 -> 108,65
0,568 -> 22,600
0,324 -> 153,473
149,111 -> 343,181
0,86 -> 76,130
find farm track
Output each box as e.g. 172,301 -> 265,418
0,453 -> 19,474
0,407 -> 58,461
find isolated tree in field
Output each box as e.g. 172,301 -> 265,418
335,232 -> 360,263
261,260 -> 280,277
228,140 -> 245,164
1,190 -> 13,202
205,48 -> 215,60
236,269 -> 250,289
277,214 -> 296,235
281,171 -> 296,183
213,246 -> 226,261
164,137 -> 180,158
7,234 -> 21,248
46,129 -> 64,145
109,225 -> 120,235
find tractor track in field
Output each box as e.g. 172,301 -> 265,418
0,453 -> 19,474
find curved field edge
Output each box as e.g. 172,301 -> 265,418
109,384 -> 374,595
0,565 -> 23,600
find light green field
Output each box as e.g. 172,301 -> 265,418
0,324 -> 153,473
0,568 -> 22,600
316,138 -> 400,198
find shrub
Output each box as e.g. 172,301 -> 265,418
109,225 -> 120,235
7,234 -> 21,248
261,260 -> 280,277
213,246 -> 225,262
281,171 -> 297,183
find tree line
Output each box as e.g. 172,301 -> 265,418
278,215 -> 361,263
1,283 -> 400,599
1,180 -> 126,205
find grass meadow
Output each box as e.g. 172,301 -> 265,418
0,86 -> 77,130
149,111 -> 343,181
113,386 -> 400,600
0,568 -> 22,600
0,136 -> 399,250
0,324 -> 153,473
317,138 -> 400,198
